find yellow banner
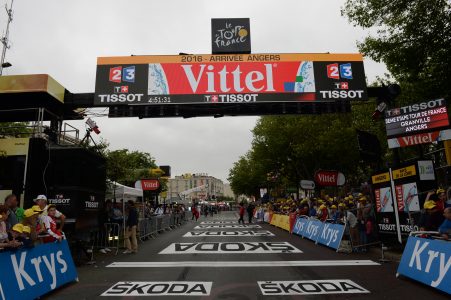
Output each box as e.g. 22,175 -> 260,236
0,74 -> 65,103
98,53 -> 364,65
0,138 -> 29,156
393,165 -> 416,180
270,214 -> 291,231
372,172 -> 390,184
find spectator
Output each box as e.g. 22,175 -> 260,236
4,194 -> 18,230
40,204 -> 63,243
20,225 -> 34,248
5,194 -> 24,224
98,200 -> 113,254
0,205 -> 21,250
155,204 -> 164,216
318,204 -> 328,222
238,203 -> 245,224
34,194 -> 66,231
123,200 -> 138,254
419,200 -> 445,231
22,207 -> 42,242
346,205 -> 359,248
247,202 -> 255,224
438,207 -> 451,239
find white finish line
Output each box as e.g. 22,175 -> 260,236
107,260 -> 380,268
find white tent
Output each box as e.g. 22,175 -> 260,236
106,181 -> 143,201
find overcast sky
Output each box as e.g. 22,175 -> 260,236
4,0 -> 387,183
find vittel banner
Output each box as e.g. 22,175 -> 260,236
94,54 -> 367,106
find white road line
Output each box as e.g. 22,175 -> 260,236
107,260 -> 380,268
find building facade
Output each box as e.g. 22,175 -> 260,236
167,173 -> 224,203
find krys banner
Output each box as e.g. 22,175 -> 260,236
0,240 -> 78,300
94,53 -> 367,106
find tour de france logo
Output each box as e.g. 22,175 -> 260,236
214,22 -> 249,48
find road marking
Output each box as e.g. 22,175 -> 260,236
200,221 -> 238,224
107,260 -> 379,268
194,224 -> 261,229
101,281 -> 212,296
258,280 -> 370,295
159,242 -> 302,254
183,230 -> 275,237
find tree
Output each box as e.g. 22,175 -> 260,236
342,0 -> 451,103
105,149 -> 157,187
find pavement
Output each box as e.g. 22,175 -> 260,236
46,211 -> 449,299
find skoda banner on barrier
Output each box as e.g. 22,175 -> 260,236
292,218 -> 345,250
94,53 -> 367,106
0,240 -> 78,300
397,236 -> 450,294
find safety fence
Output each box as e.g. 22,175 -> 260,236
86,212 -> 191,263
264,212 -> 379,252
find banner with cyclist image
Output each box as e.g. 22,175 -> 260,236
371,160 -> 437,238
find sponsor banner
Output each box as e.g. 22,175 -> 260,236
314,170 -> 345,186
392,165 -> 416,180
387,129 -> 451,149
394,183 -> 420,212
159,242 -> 302,254
183,230 -> 275,237
371,172 -> 390,184
200,221 -> 237,224
417,160 -> 435,181
258,280 -> 369,296
385,99 -> 449,138
270,214 -> 291,231
193,224 -> 261,229
101,281 -> 212,296
374,187 -> 394,212
141,179 -> 160,191
0,240 -> 78,300
397,237 -> 450,294
94,53 -> 367,106
300,180 -> 315,190
0,138 -> 29,156
292,218 -> 345,250
289,213 -> 297,233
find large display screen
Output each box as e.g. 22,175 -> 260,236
94,53 -> 368,106
385,99 -> 449,138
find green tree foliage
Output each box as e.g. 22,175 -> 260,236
342,0 -> 451,103
228,102 -> 388,197
0,122 -> 33,137
106,149 -> 157,187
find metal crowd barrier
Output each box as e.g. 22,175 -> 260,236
90,223 -> 121,258
138,217 -> 158,241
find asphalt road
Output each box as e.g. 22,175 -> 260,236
47,211 -> 448,299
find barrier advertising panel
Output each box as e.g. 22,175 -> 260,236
0,240 -> 78,300
397,237 -> 450,294
292,218 -> 345,250
94,53 -> 367,106
372,161 -> 437,238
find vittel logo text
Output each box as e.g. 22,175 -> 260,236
182,64 -> 275,93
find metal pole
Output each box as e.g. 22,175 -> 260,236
0,0 -> 14,75
389,168 -> 402,244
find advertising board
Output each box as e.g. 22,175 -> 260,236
385,99 -> 449,138
94,53 -> 367,106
